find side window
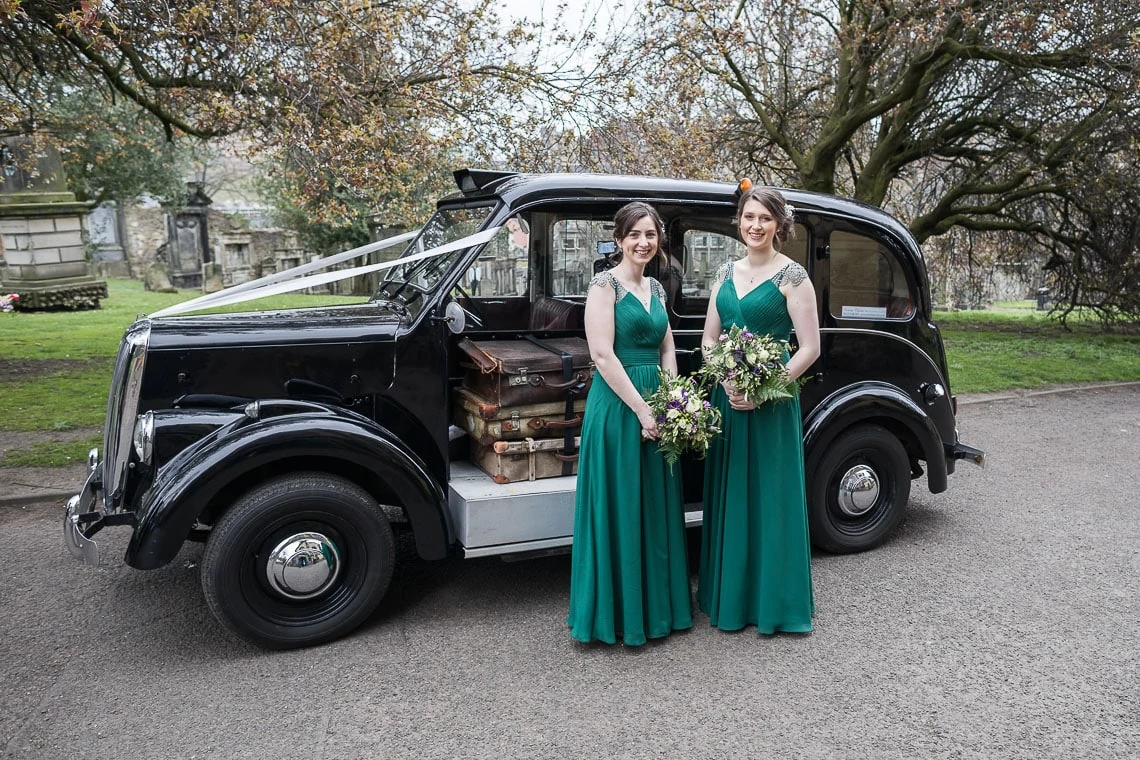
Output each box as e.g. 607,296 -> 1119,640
457,216 -> 529,298
828,230 -> 914,320
676,222 -> 810,318
551,219 -> 609,296
680,230 -> 747,317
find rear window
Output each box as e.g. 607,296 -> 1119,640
828,230 -> 914,320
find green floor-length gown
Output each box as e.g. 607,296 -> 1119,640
567,272 -> 693,645
698,260 -> 815,634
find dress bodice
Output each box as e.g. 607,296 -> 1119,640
591,271 -> 667,367
714,260 -> 805,341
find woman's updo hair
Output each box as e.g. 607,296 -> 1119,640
611,201 -> 668,268
736,187 -> 797,247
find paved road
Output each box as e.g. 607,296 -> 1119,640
2,386 -> 1137,759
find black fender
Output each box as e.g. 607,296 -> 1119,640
802,381 -> 948,493
126,402 -> 449,569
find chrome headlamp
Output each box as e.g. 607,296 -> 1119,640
132,411 -> 155,465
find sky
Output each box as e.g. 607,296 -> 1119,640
496,0 -> 621,27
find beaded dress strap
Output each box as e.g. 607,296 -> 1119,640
590,270 -> 628,301
771,261 -> 809,287
713,260 -> 733,285
649,277 -> 666,305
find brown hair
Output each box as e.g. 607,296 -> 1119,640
736,187 -> 796,247
611,201 -> 668,268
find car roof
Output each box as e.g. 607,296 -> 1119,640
442,169 -> 920,252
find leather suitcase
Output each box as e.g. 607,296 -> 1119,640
471,436 -> 581,484
453,386 -> 585,446
457,337 -> 593,407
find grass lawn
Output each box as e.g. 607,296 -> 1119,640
0,279 -> 362,465
936,301 -> 1140,393
1,288 -> 1137,466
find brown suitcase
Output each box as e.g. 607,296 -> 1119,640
457,337 -> 593,407
453,386 -> 586,446
471,436 -> 581,484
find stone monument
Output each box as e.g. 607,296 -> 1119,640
0,133 -> 107,309
166,182 -> 213,290
84,201 -> 130,278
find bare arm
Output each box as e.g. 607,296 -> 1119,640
783,277 -> 820,381
700,280 -> 724,352
584,281 -> 659,439
660,324 -> 678,376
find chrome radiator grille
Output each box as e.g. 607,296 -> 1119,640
102,322 -> 151,510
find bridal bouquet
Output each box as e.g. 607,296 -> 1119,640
699,324 -> 796,406
644,370 -> 722,467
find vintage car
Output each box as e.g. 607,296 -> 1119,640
64,169 -> 984,648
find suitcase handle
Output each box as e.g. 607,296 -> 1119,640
527,371 -> 590,390
528,415 -> 582,431
553,451 -> 580,462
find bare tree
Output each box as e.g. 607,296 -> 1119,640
594,0 -> 1139,321
0,0 -> 591,224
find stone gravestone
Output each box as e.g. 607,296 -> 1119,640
165,182 -> 213,290
0,134 -> 107,309
84,202 -> 130,278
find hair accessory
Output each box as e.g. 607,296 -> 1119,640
735,177 -> 753,197
785,202 -> 797,218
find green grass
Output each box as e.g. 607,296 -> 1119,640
0,279 -> 362,465
941,328 -> 1140,393
0,278 -> 364,360
935,300 -> 1140,393
1,366 -> 113,432
1,435 -> 103,467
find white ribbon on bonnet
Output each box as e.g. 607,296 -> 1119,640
148,225 -> 501,318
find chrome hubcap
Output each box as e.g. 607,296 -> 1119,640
837,465 -> 880,516
266,532 -> 341,600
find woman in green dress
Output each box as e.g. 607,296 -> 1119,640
567,202 -> 693,646
698,186 -> 821,634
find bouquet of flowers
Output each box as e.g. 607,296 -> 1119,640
644,370 -> 722,467
699,324 -> 796,406
0,293 -> 18,313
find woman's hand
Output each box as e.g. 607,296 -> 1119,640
726,386 -> 755,412
637,406 -> 660,440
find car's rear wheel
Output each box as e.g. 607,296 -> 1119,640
807,424 -> 910,553
201,472 -> 395,649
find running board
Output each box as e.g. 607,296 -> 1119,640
449,462 -> 703,559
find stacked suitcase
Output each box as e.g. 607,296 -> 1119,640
453,337 -> 593,483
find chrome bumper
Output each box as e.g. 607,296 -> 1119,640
63,454 -> 104,566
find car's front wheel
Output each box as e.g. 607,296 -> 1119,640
201,472 -> 395,649
807,424 -> 911,553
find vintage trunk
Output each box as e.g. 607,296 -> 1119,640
453,386 -> 585,446
471,436 -> 581,484
457,337 -> 593,407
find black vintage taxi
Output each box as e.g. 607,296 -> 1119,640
64,169 -> 984,648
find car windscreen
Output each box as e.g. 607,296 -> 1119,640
374,205 -> 495,316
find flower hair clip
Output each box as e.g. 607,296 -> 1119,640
785,202 -> 797,219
